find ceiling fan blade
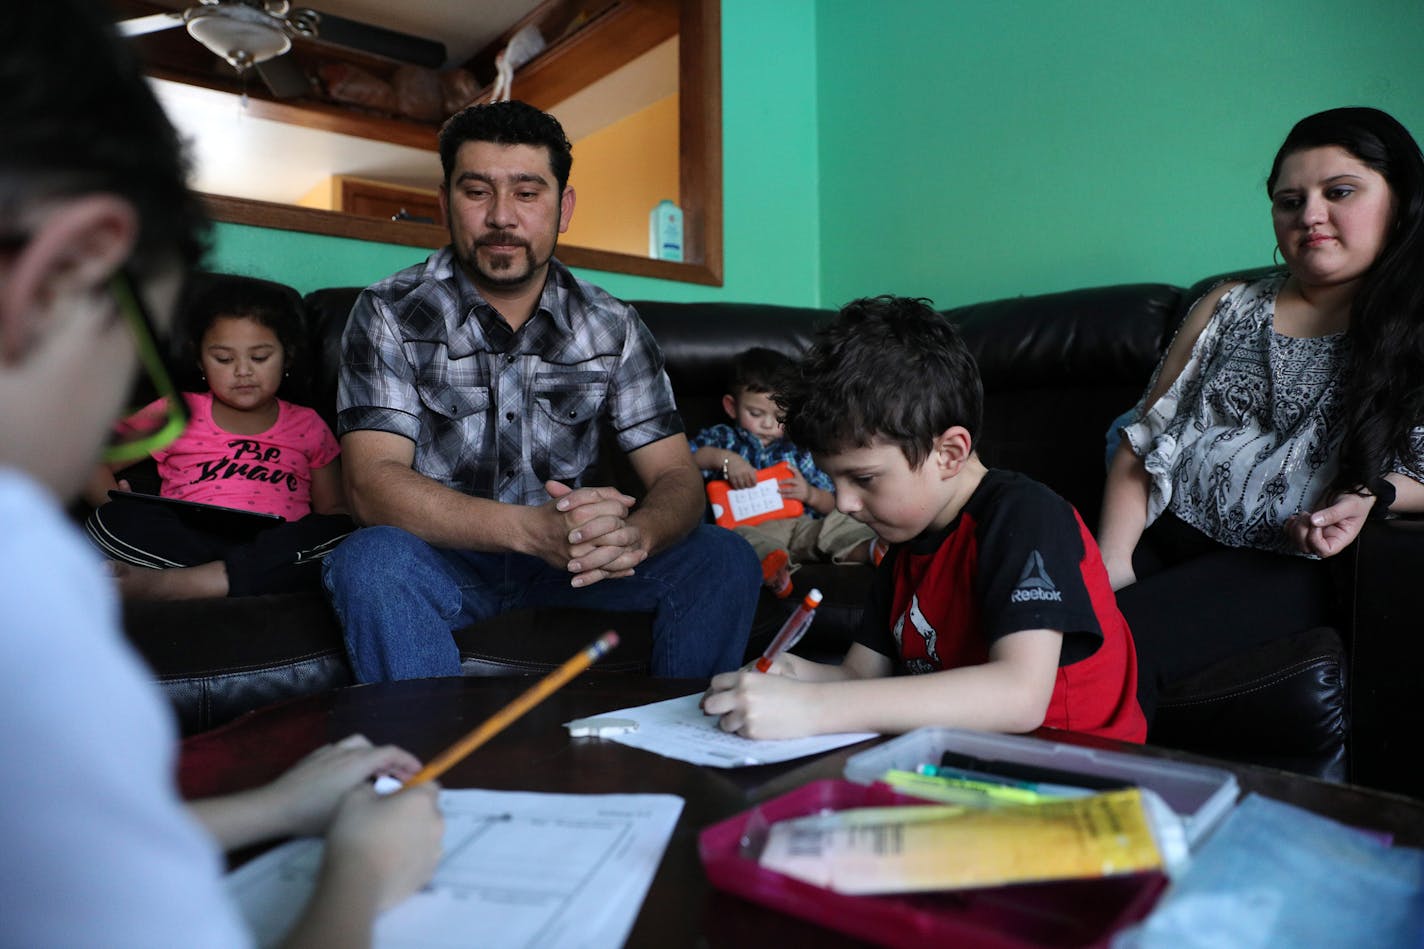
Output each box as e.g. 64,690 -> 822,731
307,10 -> 447,68
117,11 -> 185,37
256,54 -> 312,98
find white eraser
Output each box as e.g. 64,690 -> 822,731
373,774 -> 404,795
565,716 -> 639,738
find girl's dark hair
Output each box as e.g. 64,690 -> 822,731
181,276 -> 307,398
1268,107 -> 1424,494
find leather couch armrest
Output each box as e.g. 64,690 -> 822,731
1341,515 -> 1424,797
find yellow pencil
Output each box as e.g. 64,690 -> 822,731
403,631 -> 621,788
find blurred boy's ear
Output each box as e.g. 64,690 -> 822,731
0,195 -> 137,365
721,393 -> 738,421
934,425 -> 974,477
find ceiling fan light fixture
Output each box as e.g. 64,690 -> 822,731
185,5 -> 292,72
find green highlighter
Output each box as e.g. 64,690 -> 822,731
880,768 -> 1059,807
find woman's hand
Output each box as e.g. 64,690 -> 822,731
1285,492 -> 1376,558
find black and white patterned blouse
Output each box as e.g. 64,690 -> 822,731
1125,276 -> 1355,555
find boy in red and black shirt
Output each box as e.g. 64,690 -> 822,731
703,296 -> 1145,742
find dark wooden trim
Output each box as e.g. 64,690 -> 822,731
502,1 -> 679,110
203,192 -> 723,285
557,245 -> 721,285
202,193 -> 447,249
148,66 -> 442,150
678,0 -> 724,284
190,0 -> 723,286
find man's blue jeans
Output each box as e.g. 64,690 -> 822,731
322,523 -> 760,682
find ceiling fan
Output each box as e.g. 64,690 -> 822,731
118,0 -> 447,97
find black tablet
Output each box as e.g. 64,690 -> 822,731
107,489 -> 285,539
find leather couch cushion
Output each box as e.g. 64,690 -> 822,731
126,593 -> 353,735
1151,626 -> 1348,781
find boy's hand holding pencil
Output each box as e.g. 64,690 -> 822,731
702,660 -> 822,740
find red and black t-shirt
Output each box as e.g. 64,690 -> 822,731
855,469 -> 1146,742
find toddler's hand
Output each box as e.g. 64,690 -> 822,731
778,467 -> 811,502
726,455 -> 758,489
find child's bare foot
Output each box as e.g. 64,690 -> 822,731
109,561 -> 230,600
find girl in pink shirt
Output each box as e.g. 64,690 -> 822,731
86,278 -> 352,599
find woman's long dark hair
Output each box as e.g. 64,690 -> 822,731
1267,108 -> 1424,495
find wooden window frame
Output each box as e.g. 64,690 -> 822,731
203,0 -> 722,286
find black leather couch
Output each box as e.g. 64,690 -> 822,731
117,268 -> 1422,799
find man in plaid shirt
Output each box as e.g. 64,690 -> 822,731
322,101 -> 760,681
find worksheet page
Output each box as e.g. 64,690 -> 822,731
227,789 -> 683,949
590,693 -> 878,767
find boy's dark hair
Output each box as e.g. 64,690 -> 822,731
438,100 -> 574,193
180,276 -> 307,396
729,347 -> 795,396
0,0 -> 209,279
778,295 -> 983,468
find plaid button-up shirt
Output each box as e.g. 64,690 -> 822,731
337,248 -> 683,506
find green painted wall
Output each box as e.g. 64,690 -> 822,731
208,0 -> 822,305
208,222 -> 428,289
815,0 -> 1424,309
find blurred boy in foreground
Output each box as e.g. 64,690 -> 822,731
0,3 -> 441,946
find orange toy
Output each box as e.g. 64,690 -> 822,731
706,460 -> 805,528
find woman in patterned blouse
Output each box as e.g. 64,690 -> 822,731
1098,107 -> 1424,722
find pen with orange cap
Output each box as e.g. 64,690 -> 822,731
755,588 -> 822,672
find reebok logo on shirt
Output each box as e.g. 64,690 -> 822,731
1010,550 -> 1062,603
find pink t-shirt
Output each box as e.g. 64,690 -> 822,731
148,392 -> 340,521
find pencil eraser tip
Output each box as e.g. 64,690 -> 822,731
566,716 -> 638,738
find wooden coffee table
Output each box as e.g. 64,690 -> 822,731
180,675 -> 1424,947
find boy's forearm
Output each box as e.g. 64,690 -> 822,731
188,787 -> 291,852
279,864 -> 380,949
800,657 -> 1055,736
